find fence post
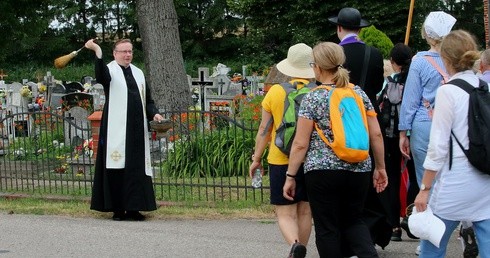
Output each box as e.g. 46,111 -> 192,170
88,111 -> 102,159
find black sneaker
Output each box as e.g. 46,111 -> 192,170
288,240 -> 306,258
391,227 -> 402,242
460,226 -> 478,258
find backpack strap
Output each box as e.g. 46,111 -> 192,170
447,79 -> 471,170
424,56 -> 449,83
312,85 -> 333,146
264,81 -> 312,132
446,78 -> 487,169
313,85 -> 333,91
262,82 -> 295,134
359,46 -> 371,89
313,84 -> 355,147
315,122 -> 333,147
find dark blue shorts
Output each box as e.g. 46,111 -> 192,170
269,164 -> 308,205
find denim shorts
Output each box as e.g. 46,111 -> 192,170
269,164 -> 308,205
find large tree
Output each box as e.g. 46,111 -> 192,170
0,0 -> 57,65
136,0 -> 191,111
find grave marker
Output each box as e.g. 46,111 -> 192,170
63,106 -> 91,146
191,68 -> 213,111
91,83 -> 105,111
48,83 -> 66,109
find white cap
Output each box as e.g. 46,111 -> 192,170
424,11 -> 456,39
408,206 -> 446,248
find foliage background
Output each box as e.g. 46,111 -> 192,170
0,0 -> 487,82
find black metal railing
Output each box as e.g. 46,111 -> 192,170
0,107 -> 270,204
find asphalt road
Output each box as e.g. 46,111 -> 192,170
0,213 -> 469,257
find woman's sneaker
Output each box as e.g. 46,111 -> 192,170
288,240 -> 306,258
459,226 -> 478,258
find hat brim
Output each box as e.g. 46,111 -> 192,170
276,59 -> 315,79
328,16 -> 371,29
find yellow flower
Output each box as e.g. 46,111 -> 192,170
38,83 -> 47,93
20,86 -> 32,98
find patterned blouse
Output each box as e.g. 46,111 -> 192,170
298,85 -> 374,173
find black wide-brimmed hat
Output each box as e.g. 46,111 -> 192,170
328,7 -> 370,29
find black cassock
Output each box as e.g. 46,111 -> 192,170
90,58 -> 158,212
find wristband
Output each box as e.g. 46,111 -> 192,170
286,172 -> 296,178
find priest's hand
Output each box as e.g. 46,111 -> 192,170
153,114 -> 164,122
85,39 -> 102,59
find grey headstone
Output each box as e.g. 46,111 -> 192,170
47,83 -> 66,109
63,106 -> 90,146
91,84 -> 105,111
8,82 -> 23,108
26,82 -> 38,98
212,75 -> 231,95
52,83 -> 66,93
81,76 -> 94,85
49,93 -> 64,110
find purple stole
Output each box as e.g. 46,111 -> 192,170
339,35 -> 365,46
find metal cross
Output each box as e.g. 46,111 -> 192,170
217,78 -> 225,95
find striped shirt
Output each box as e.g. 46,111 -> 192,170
398,51 -> 447,131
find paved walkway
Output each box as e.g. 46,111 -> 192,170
0,213 -> 468,257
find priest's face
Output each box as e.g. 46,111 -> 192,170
113,42 -> 133,67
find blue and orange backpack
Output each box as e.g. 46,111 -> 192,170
314,84 -> 370,163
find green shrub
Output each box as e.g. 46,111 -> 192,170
359,25 -> 394,59
162,128 -> 255,178
4,64 -> 95,83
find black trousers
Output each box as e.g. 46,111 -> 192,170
382,136 -> 402,228
305,169 -> 378,258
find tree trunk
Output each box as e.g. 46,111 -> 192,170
136,0 -> 191,111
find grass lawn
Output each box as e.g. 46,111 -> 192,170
0,194 -> 276,221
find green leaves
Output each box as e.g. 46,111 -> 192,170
162,128 -> 255,178
359,25 -> 394,59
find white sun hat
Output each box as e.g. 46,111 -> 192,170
424,11 -> 457,39
408,206 -> 446,248
276,43 -> 315,79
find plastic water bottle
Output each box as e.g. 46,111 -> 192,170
251,169 -> 262,188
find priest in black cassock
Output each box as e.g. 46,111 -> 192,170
85,38 -> 164,221
328,7 -> 392,253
